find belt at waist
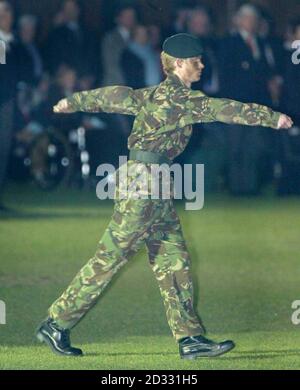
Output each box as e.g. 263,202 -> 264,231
129,149 -> 172,165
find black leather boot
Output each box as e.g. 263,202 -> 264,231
179,335 -> 235,359
36,318 -> 83,357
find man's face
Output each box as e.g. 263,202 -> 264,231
118,9 -> 136,31
188,11 -> 210,37
64,0 -> 80,22
0,4 -> 13,31
239,14 -> 259,35
134,26 -> 148,45
178,56 -> 205,83
20,23 -> 35,43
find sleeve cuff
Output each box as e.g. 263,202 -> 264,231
66,93 -> 81,111
271,111 -> 281,129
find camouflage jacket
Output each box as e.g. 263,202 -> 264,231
67,74 -> 281,161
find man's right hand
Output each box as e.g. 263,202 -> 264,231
277,114 -> 294,129
53,98 -> 75,114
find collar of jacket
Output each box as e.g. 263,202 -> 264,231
166,73 -> 190,89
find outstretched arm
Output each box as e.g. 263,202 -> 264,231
53,86 -> 142,116
180,92 -> 293,130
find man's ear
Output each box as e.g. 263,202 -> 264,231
175,58 -> 183,68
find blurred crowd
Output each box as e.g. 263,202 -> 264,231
0,0 -> 300,207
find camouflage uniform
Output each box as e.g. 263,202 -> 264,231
48,74 -> 281,340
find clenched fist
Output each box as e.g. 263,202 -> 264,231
277,114 -> 294,130
53,98 -> 76,114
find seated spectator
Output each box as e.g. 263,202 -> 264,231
45,65 -> 81,132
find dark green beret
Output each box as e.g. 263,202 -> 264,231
162,33 -> 204,59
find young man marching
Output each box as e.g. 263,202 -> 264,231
36,34 -> 293,360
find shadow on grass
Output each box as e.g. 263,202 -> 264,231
3,342 -> 300,362
79,349 -> 300,360
0,210 -> 111,221
84,352 -> 177,358
220,349 -> 300,361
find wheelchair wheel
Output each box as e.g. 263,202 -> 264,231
29,128 -> 73,190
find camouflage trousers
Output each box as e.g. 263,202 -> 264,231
48,166 -> 204,341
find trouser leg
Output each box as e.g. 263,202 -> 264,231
145,200 -> 205,341
49,198 -> 161,329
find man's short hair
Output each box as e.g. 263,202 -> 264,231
61,0 -> 80,13
236,4 -> 260,19
115,3 -> 137,18
160,51 -> 177,76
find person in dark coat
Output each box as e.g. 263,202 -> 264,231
187,6 -> 219,96
17,15 -> 43,86
163,4 -> 191,39
181,6 -> 224,193
218,4 -> 273,195
44,0 -> 98,80
121,25 -> 162,89
121,26 -> 146,90
277,19 -> 300,195
0,1 -> 20,210
102,5 -> 137,87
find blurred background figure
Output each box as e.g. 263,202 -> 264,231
46,65 -> 80,132
148,24 -> 164,65
182,6 -> 224,193
18,15 -> 43,87
101,4 -> 138,157
0,1 -> 20,210
121,24 -> 162,89
102,5 -> 137,87
219,4 -> 273,195
283,17 -> 297,51
1,0 -> 300,199
187,6 -> 219,95
257,7 -> 285,108
14,74 -> 50,145
44,0 -> 98,84
165,4 -> 191,37
277,18 -> 300,195
13,66 -> 78,159
258,8 -> 284,73
256,7 -> 286,194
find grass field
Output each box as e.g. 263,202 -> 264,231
1,184 -> 300,370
